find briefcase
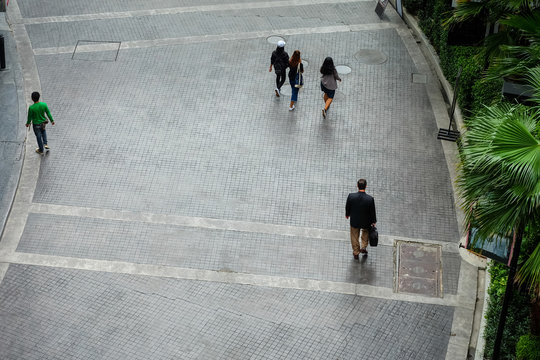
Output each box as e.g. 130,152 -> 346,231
369,226 -> 378,247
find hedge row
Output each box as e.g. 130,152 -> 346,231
483,263 -> 531,360
403,0 -> 502,116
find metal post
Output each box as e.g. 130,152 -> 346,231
492,225 -> 524,360
0,34 -> 5,70
437,66 -> 462,141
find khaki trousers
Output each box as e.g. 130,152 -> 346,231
350,227 -> 369,255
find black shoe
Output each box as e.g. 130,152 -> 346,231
353,254 -> 359,260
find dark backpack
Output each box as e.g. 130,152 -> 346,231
273,51 -> 289,75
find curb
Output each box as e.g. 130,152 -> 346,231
0,13 -> 26,242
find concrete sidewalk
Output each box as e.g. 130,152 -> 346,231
0,14 -> 25,242
0,1 -> 479,359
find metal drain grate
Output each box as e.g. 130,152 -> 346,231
395,241 -> 442,297
72,40 -> 121,62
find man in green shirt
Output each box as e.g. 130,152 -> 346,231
26,92 -> 55,154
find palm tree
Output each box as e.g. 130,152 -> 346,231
457,67 -> 540,359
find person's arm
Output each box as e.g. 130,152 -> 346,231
45,104 -> 55,124
370,199 -> 377,226
26,109 -> 31,127
269,53 -> 276,72
335,69 -> 342,82
345,195 -> 351,219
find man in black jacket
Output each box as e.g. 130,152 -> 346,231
345,179 -> 377,259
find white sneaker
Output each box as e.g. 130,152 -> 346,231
275,88 -> 280,97
289,105 -> 295,111
322,108 -> 326,118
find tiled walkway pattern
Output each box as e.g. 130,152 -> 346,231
0,0 -> 463,359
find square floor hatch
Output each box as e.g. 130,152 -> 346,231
72,40 -> 121,62
395,241 -> 442,297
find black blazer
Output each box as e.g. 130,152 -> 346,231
345,191 -> 377,229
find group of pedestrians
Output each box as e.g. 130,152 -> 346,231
25,47 -> 377,261
269,41 -> 342,118
271,43 -> 377,259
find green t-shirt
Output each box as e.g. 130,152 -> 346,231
27,102 -> 54,125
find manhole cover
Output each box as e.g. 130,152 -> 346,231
267,36 -> 285,45
336,65 -> 352,75
354,49 -> 387,65
412,73 -> 428,84
72,40 -> 121,62
395,241 -> 442,297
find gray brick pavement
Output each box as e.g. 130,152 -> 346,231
24,3 -> 386,48
31,29 -> 459,242
18,0 -> 302,18
0,1 -> 469,358
0,264 -> 454,360
18,212 -> 461,293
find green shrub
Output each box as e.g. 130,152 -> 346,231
418,0 -> 451,53
483,262 -> 531,360
516,335 -> 540,360
403,0 -> 425,15
440,46 -> 483,114
471,78 -> 503,115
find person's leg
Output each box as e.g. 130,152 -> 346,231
277,73 -> 285,90
324,97 -> 333,111
275,74 -> 281,96
41,126 -> 48,148
33,124 -> 44,153
350,227 -> 361,257
291,86 -> 298,102
360,228 -> 369,253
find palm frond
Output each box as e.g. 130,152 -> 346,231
458,100 -> 540,240
527,67 -> 540,104
499,11 -> 540,42
517,242 -> 540,297
444,1 -> 489,27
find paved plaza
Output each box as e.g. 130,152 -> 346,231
0,0 -> 478,359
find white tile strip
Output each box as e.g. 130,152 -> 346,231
28,202 -> 460,252
19,0 -> 373,25
0,252 -> 464,307
33,23 -> 399,55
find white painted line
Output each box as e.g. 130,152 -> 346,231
1,252 -> 462,307
19,0 -> 373,25
33,23 -> 399,55
28,202 -> 460,252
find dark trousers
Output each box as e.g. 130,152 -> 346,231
275,72 -> 286,90
32,123 -> 47,152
